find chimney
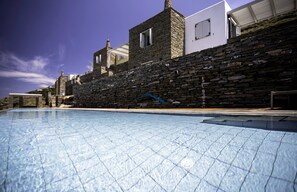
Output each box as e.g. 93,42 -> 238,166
164,0 -> 172,9
61,71 -> 64,77
106,39 -> 111,48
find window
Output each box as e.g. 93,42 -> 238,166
140,28 -> 153,48
95,55 -> 102,63
195,19 -> 211,40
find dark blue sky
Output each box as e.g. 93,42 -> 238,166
0,0 -> 252,98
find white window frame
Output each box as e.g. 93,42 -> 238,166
140,28 -> 153,48
95,54 -> 102,63
195,19 -> 211,40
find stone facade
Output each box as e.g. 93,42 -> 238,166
55,71 -> 68,96
73,13 -> 297,108
129,8 -> 185,69
93,40 -> 113,75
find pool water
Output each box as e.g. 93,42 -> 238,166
0,109 -> 296,192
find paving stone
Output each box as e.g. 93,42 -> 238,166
272,155 -> 297,182
204,160 -> 229,187
140,154 -> 164,174
266,177 -> 295,192
229,136 -> 248,148
204,142 -> 226,158
243,138 -> 262,151
167,147 -> 189,165
232,148 -> 257,170
192,139 -> 213,154
258,140 -> 280,155
238,129 -> 256,138
216,134 -> 235,145
220,166 -> 248,192
282,133 -> 297,145
218,145 -> 240,164
185,150 -> 202,164
240,172 -> 269,192
49,175 -> 82,192
190,155 -> 215,178
150,184 -> 166,192
174,173 -> 200,192
278,142 -> 297,159
129,175 -> 156,192
117,167 -> 145,191
195,180 -> 218,192
250,152 -> 275,176
159,166 -> 187,191
265,132 -> 285,142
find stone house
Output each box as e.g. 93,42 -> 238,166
65,0 -> 296,99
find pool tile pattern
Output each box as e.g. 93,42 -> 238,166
0,109 -> 297,192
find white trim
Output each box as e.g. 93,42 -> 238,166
9,93 -> 42,97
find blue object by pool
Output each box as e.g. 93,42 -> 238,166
0,109 -> 296,192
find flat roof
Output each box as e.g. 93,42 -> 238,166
228,0 -> 296,27
9,93 -> 42,97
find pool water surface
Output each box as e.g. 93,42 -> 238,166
0,109 -> 296,191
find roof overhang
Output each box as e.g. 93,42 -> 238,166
108,43 -> 129,57
9,93 -> 43,97
228,0 -> 296,28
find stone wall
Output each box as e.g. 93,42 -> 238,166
93,40 -> 112,73
55,72 -> 68,96
170,10 -> 185,58
129,8 -> 185,69
74,13 -> 297,108
110,61 -> 129,74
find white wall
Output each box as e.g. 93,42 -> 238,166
185,1 -> 231,54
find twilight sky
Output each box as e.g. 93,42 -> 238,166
0,0 -> 253,98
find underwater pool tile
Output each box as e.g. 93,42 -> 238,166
195,179 -> 218,192
272,155 -> 297,182
204,160 -> 229,187
1,109 -> 297,191
240,172 -> 269,192
266,177 -> 295,192
219,166 -> 248,192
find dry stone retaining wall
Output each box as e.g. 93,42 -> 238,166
74,15 -> 297,108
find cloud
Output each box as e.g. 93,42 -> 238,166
58,44 -> 65,61
0,51 -> 55,88
86,61 -> 93,71
0,51 -> 49,73
0,71 -> 55,87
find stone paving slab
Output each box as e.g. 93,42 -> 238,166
0,109 -> 296,192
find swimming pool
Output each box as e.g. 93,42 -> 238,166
0,109 -> 296,191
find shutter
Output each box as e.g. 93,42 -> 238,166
149,28 -> 153,45
140,33 -> 144,48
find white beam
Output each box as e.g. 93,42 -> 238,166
9,93 -> 42,97
269,0 -> 277,16
248,5 -> 258,23
109,50 -> 129,57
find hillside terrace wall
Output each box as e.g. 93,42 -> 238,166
73,13 -> 297,108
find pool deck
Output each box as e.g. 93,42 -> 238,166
60,107 -> 297,117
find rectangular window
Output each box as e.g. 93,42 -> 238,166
140,28 -> 153,48
195,19 -> 211,40
95,55 -> 102,63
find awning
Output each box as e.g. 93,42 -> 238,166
228,0 -> 296,27
107,43 -> 129,67
108,43 -> 129,57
